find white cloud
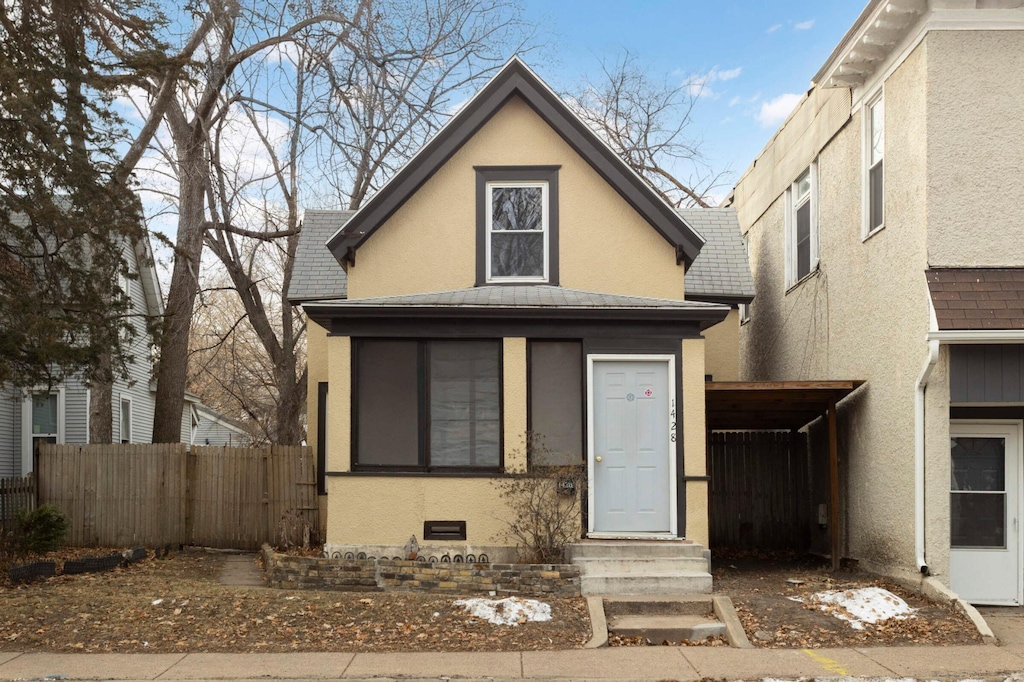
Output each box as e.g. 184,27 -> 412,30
794,19 -> 815,30
717,67 -> 742,81
756,92 -> 802,127
728,95 -> 742,107
766,23 -> 783,34
683,66 -> 743,99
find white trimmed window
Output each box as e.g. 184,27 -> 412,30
120,397 -> 132,444
21,388 -> 64,474
864,91 -> 885,236
785,162 -> 819,288
486,181 -> 548,282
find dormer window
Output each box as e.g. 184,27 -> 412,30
476,166 -> 559,286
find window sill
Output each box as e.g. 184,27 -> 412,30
330,469 -> 508,478
480,279 -> 552,286
862,225 -> 885,243
785,267 -> 820,296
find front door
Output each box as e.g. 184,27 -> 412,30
588,356 -> 675,536
949,420 -> 1023,605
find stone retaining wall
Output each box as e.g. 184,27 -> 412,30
262,545 -> 580,596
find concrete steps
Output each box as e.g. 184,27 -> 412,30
566,540 -> 712,596
604,595 -> 725,644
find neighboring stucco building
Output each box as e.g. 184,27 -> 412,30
728,0 -> 1024,604
289,58 -> 753,569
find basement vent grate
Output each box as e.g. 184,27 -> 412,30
423,520 -> 467,541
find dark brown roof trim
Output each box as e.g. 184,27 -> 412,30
327,58 -> 705,267
686,293 -> 753,307
303,302 -> 727,337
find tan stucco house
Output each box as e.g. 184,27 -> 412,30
728,0 -> 1024,604
288,58 -> 753,582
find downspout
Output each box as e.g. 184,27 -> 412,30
915,294 -> 941,575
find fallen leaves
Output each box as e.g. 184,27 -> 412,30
0,551 -> 590,653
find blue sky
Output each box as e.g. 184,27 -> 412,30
518,1 -> 866,198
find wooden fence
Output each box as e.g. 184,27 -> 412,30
37,444 -> 318,549
708,430 -> 812,551
0,474 -> 36,531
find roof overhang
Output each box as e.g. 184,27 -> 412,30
326,57 -> 706,268
706,380 -> 865,431
927,330 -> 1024,344
813,0 -> 926,89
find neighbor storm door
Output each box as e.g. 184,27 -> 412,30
949,420 -> 1023,606
587,355 -> 676,536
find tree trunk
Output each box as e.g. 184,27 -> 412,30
152,135 -> 207,443
89,353 -> 113,444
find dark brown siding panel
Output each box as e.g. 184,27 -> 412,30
950,345 -> 1024,403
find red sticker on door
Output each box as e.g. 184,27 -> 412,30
644,389 -> 653,398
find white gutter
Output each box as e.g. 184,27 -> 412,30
914,337 -> 940,575
928,329 -> 1024,344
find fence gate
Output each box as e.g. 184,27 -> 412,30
37,444 -> 318,550
708,430 -> 812,551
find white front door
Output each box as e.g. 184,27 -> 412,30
588,355 -> 676,536
949,420 -> 1024,605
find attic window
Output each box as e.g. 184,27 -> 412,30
475,166 -> 559,286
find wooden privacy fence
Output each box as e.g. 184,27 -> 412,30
36,444 -> 318,549
0,474 -> 36,530
708,430 -> 812,551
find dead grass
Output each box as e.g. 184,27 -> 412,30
0,550 -> 591,653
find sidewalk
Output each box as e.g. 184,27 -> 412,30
0,644 -> 1022,681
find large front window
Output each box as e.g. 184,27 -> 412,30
354,340 -> 502,471
487,182 -> 548,281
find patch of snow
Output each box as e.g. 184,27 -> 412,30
151,599 -> 163,605
807,586 -> 915,630
452,597 -> 552,627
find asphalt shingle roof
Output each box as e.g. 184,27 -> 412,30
286,210 -> 352,302
287,207 -> 754,304
679,207 -> 755,303
302,285 -> 726,310
927,268 -> 1024,330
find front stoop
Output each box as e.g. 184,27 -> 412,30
566,540 -> 713,596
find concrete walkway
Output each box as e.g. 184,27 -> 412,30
218,554 -> 265,588
0,644 -> 1022,681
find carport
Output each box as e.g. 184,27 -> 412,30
705,380 -> 864,570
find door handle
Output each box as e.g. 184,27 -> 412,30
595,456 -> 602,462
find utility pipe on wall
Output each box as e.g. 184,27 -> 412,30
914,338 -> 940,575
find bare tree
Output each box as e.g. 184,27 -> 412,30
187,0 -> 533,444
570,52 -> 728,209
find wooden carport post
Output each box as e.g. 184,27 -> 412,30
828,398 -> 840,571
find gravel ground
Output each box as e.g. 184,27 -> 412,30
713,551 -> 982,648
0,549 -> 591,653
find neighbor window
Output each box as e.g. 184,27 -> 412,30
785,162 -> 818,288
865,92 -> 884,235
476,167 -> 559,285
120,397 -> 132,444
355,339 -> 502,471
22,389 -> 63,474
739,235 -> 751,323
528,341 -> 583,467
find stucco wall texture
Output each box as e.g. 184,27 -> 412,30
926,31 -> 1024,267
703,310 -> 740,382
346,95 -> 686,301
738,39 -> 934,578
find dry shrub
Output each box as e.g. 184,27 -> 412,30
492,436 -> 585,564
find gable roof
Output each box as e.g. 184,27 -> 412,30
326,57 -> 706,268
679,208 -> 755,305
287,210 -> 353,303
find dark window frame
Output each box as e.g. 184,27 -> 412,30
475,166 -> 559,287
352,338 -> 505,473
316,382 -> 328,495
